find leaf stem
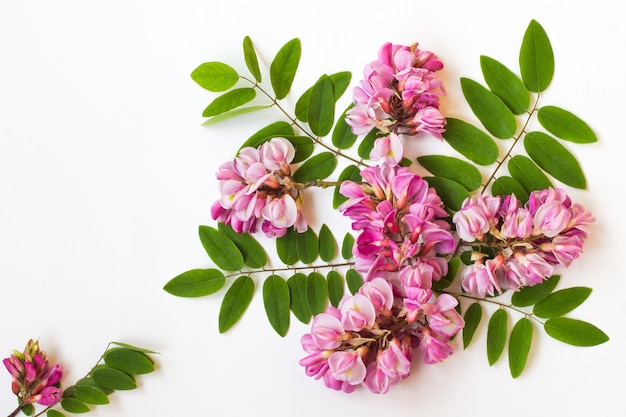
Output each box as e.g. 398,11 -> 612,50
222,261 -> 356,280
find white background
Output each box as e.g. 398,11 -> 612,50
1,1 -> 624,416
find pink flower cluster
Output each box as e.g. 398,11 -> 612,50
211,137 -> 307,238
299,277 -> 463,394
453,188 -> 594,297
3,340 -> 63,407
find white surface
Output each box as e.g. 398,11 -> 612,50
1,1 -> 624,416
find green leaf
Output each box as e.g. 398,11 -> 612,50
61,398 -> 90,413
433,257 -> 460,291
110,342 -> 159,355
537,105 -> 597,144
294,71 -> 352,122
524,131 -> 587,189
341,233 -> 355,260
163,268 -> 225,297
276,227 -> 298,265
442,118 -> 499,165
486,309 -> 508,366
318,224 -> 337,262
533,287 -> 592,318
544,318 -> 609,346
333,164 -> 361,209
104,348 -> 154,375
201,105 -> 272,126
198,225 -> 244,271
291,152 -> 337,182
423,176 -> 470,211
326,270 -> 344,307
508,318 -> 533,378
263,275 -> 291,337
306,272 -> 327,315
219,275 -> 255,333
74,385 -> 109,405
295,88 -> 312,122
218,222 -> 267,268
202,88 -> 256,118
417,155 -> 482,191
491,176 -> 529,203
285,135 -> 314,163
191,62 -> 239,92
480,55 -> 530,114
508,155 -> 553,193
460,77 -> 517,139
270,38 -> 301,100
346,269 -> 363,294
92,367 -> 137,390
243,36 -> 262,82
308,74 -> 335,137
462,302 -> 483,349
519,19 -> 554,92
511,275 -> 560,307
238,121 -> 294,151
296,227 -> 319,264
332,105 -> 358,149
21,404 -> 35,416
288,273 -> 311,324
47,410 -> 66,417
357,128 -> 379,159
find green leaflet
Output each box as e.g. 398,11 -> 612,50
462,302 -> 483,349
92,367 -> 136,391
442,118 -> 499,165
511,275 -> 560,307
21,405 -> 35,416
480,55 -> 530,115
295,71 -> 352,122
357,128 -> 380,159
460,77 -> 517,139
191,61 -> 239,92
238,121 -> 294,151
332,105 -> 358,149
524,131 -> 587,189
519,19 -> 554,93
47,410 -> 65,417
326,270 -> 344,307
74,385 -> 109,405
318,224 -> 337,262
284,135 -> 314,163
308,74 -> 335,137
508,318 -> 533,378
270,38 -> 301,100
103,348 -> 155,375
533,287 -> 592,318
346,269 -> 363,295
276,227 -> 298,265
544,318 -> 609,347
219,275 -> 255,333
243,36 -> 262,82
341,232 -> 355,260
333,164 -> 361,209
198,225 -> 244,271
263,275 -> 291,337
295,88 -> 312,122
201,105 -> 272,126
296,227 -> 319,264
417,155 -> 482,191
202,88 -> 256,118
486,309 -> 508,366
291,152 -> 337,183
508,155 -> 553,194
61,398 -> 90,414
218,222 -> 267,268
423,176 -> 470,212
288,273 -> 311,324
306,272 -> 327,315
163,268 -> 225,298
537,105 -> 598,144
491,175 -> 529,203
110,342 -> 159,355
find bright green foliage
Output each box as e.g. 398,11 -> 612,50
218,222 -> 267,268
92,367 -> 136,391
341,233 -> 355,260
47,410 -> 65,417
288,273 -> 311,324
191,61 -> 239,92
508,155 -> 553,193
346,269 -> 363,295
519,19 -> 554,92
442,118 -> 499,165
74,385 -> 109,405
285,135 -> 315,163
61,398 -> 90,413
276,228 -> 299,265
318,224 -> 337,262
270,38 -> 301,100
201,105 -> 272,126
163,268 -> 225,297
307,74 -> 335,137
243,36 -> 262,82
423,176 -> 470,211
332,106 -> 358,149
357,128 -> 379,159
487,309 -> 508,366
508,318 -> 533,378
462,302 -> 483,349
460,77 -> 517,139
198,225 -> 244,271
333,164 -> 361,209
544,318 -> 609,346
306,272 -> 327,315
533,287 -> 592,318
537,105 -> 597,143
238,121 -> 294,151
219,276 -> 255,333
491,176 -> 529,203
263,275 -> 291,337
480,55 -> 530,115
202,88 -> 256,118
326,270 -> 344,307
292,152 -> 337,183
511,275 -> 560,307
104,348 -> 155,375
417,155 -> 482,191
296,227 -> 319,264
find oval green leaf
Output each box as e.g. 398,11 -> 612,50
308,74 -> 335,137
326,270 -> 344,307
202,88 -> 256,118
423,176 -> 470,211
533,287 -> 592,318
263,275 -> 291,337
346,269 -> 363,295
480,55 -> 530,115
296,227 -> 319,264
104,348 -> 154,375
61,398 -> 90,414
288,273 -> 311,324
487,309 -> 508,366
417,155 -> 482,191
306,272 -> 327,315
74,385 -> 109,405
537,105 -> 597,144
318,224 -> 337,262
511,275 -> 560,307
357,128 -> 379,159
285,135 -> 314,163
198,226 -> 244,271
243,36 -> 262,82
295,87 -> 312,122
219,275 -> 255,333
442,118 -> 499,165
508,317 -> 533,378
524,131 -> 587,189
508,155 -> 553,193
341,233 -> 355,260
163,268 -> 225,298
292,152 -> 337,183
519,19 -> 554,92
201,105 -> 272,126
238,121 -> 294,151
329,71 -> 352,101
191,62 -> 239,92
270,38 -> 301,100
544,317 -> 609,346
92,367 -> 137,391
276,227 -> 298,265
218,222 -> 267,268
460,77 -> 517,139
110,342 -> 159,355
332,105 -> 358,149
462,302 -> 483,349
47,410 -> 66,417
333,164 -> 361,209
491,175 -> 529,203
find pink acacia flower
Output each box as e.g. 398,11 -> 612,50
3,340 -> 63,407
